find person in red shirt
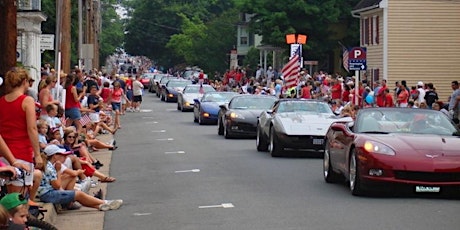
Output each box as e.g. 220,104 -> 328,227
397,84 -> 409,107
300,83 -> 311,99
0,67 -> 42,197
375,80 -> 387,107
330,78 -> 342,100
384,88 -> 394,107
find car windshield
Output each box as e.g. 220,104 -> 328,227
277,101 -> 333,114
160,77 -> 172,84
355,108 -> 459,135
184,85 -> 215,94
154,75 -> 164,80
167,80 -> 191,88
229,96 -> 276,110
201,93 -> 237,102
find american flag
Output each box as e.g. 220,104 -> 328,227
281,47 -> 301,89
80,114 -> 92,126
342,47 -> 349,72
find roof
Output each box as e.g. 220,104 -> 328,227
353,0 -> 382,11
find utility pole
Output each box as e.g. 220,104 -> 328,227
0,0 -> 17,76
61,0 -> 71,73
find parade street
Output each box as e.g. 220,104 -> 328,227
104,93 -> 460,230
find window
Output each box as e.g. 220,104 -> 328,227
372,16 -> 380,45
240,36 -> 248,45
361,16 -> 380,46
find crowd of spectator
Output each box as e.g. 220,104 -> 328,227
209,65 -> 459,125
0,64 -> 142,228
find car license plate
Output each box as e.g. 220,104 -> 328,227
415,186 -> 440,193
313,139 -> 323,145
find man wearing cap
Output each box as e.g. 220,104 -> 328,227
416,81 -> 426,104
38,145 -> 123,211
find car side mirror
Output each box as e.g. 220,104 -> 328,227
193,98 -> 200,103
219,104 -> 228,110
266,110 -> 273,115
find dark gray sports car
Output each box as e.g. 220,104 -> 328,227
217,95 -> 277,139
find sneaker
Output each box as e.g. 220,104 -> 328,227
67,202 -> 82,210
107,199 -> 123,210
99,202 -> 110,211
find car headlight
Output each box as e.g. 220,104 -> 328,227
363,141 -> 395,156
230,112 -> 245,119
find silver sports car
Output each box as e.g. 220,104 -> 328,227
256,99 -> 352,157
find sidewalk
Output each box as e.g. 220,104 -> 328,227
42,134 -> 114,230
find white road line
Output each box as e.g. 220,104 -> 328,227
142,116 -> 155,119
199,203 -> 234,209
174,169 -> 200,173
165,151 -> 185,154
133,213 -> 152,216
145,121 -> 158,124
140,109 -> 152,112
156,138 -> 174,141
151,130 -> 166,133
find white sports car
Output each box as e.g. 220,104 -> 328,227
256,99 -> 352,157
177,84 -> 215,112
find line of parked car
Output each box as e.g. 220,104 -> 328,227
146,75 -> 460,198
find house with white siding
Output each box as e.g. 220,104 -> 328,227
352,0 -> 460,101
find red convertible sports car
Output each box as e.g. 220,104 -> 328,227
324,107 -> 460,196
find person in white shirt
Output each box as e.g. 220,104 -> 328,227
132,75 -> 144,112
416,81 -> 426,104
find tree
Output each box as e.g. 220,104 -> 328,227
233,0 -> 361,71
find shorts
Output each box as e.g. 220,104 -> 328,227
0,158 -> 34,186
111,102 -> 121,111
80,157 -> 96,177
133,95 -> 142,102
89,112 -> 100,123
40,189 -> 75,204
65,107 -> 81,120
126,90 -> 133,100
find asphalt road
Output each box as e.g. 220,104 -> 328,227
104,92 -> 460,230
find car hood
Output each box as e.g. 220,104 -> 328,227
362,134 -> 460,171
369,134 -> 460,156
183,93 -> 202,102
167,87 -> 184,93
230,109 -> 264,124
276,113 -> 352,136
201,102 -> 224,114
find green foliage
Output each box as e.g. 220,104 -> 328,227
233,0 -> 361,64
125,0 -> 237,72
99,3 -> 125,64
40,0 -> 124,68
242,47 -> 261,68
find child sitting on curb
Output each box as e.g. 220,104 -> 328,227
37,145 -> 122,211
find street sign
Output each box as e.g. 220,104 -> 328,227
348,47 -> 367,71
40,34 -> 55,51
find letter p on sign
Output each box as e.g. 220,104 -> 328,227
348,47 -> 367,60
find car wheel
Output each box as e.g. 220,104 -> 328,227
224,123 -> 233,139
177,102 -> 181,110
349,149 -> 365,196
218,117 -> 224,135
269,127 -> 283,157
324,140 -> 342,183
256,125 -> 268,152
